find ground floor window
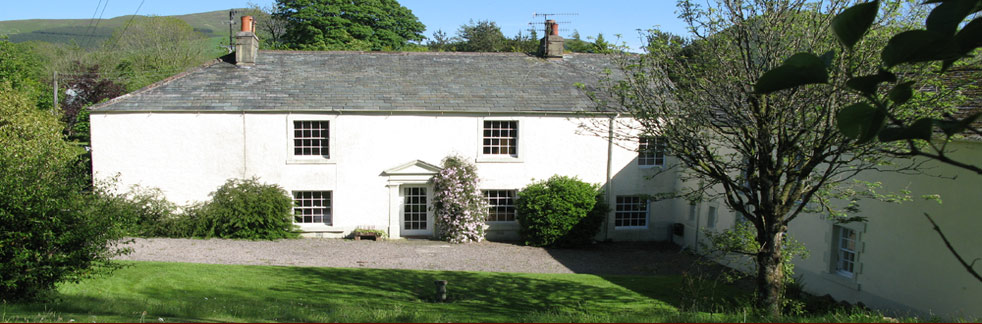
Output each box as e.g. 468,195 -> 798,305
484,190 -> 516,222
834,225 -> 858,278
293,191 -> 332,225
615,196 -> 648,228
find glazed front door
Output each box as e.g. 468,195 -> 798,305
401,186 -> 432,237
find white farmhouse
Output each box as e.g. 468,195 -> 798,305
91,17 -> 980,319
91,19 -> 679,242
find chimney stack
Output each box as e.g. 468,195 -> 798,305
235,16 -> 259,65
539,20 -> 564,59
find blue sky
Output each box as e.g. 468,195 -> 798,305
1,1 -> 689,51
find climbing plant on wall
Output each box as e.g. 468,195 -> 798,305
432,155 -> 488,243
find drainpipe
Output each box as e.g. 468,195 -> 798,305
603,114 -> 618,241
241,111 -> 247,178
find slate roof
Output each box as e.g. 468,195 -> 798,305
93,51 -> 615,113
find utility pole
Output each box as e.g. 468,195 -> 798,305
53,71 -> 58,111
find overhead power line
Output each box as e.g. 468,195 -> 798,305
108,0 -> 146,52
85,0 -> 111,48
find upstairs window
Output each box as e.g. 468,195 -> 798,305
638,136 -> 666,166
294,121 -> 329,157
483,120 -> 518,157
484,190 -> 516,222
615,196 -> 648,228
293,191 -> 332,225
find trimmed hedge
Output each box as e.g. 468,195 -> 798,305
515,175 -> 608,247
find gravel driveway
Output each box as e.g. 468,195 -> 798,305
117,238 -> 699,275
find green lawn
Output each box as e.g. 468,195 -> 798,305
1,261 -> 893,323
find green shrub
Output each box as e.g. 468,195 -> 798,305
515,175 -> 607,247
98,183 -> 179,237
195,178 -> 299,240
0,82 -> 127,301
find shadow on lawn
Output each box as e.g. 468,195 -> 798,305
20,265 -> 678,323
541,241 -> 752,310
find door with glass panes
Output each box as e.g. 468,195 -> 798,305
400,186 -> 433,237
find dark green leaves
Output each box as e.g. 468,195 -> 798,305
754,53 -> 829,94
881,30 -> 961,67
954,17 -> 982,54
926,0 -> 980,36
832,1 -> 880,49
879,113 -> 981,142
878,118 -> 933,142
846,70 -> 896,95
837,103 -> 886,143
937,113 -> 981,136
889,82 -> 914,105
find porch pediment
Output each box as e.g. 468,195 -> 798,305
382,160 -> 442,176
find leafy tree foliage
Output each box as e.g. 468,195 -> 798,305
0,38 -> 52,109
275,0 -> 426,51
590,0 -> 927,316
245,2 -> 289,49
759,0 -> 982,282
432,156 -> 488,243
106,16 -> 211,90
456,20 -> 508,52
515,175 -> 606,247
0,82 -> 127,301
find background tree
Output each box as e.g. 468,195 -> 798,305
105,16 -> 211,90
60,62 -> 126,143
758,0 -> 982,282
0,38 -> 53,110
275,0 -> 425,51
426,29 -> 454,51
507,29 -> 539,53
456,20 -> 508,52
591,0 -> 925,316
245,2 -> 288,49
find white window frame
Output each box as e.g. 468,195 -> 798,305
292,190 -> 333,227
706,206 -> 718,229
614,195 -> 649,229
833,225 -> 859,278
286,114 -> 337,164
483,189 -> 517,223
638,136 -> 667,167
476,117 -> 523,163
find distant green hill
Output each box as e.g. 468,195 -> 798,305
0,9 -> 242,48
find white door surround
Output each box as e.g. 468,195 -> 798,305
382,160 -> 442,238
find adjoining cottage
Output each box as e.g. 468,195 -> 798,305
91,16 -> 980,319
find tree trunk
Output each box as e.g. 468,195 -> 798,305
756,227 -> 785,317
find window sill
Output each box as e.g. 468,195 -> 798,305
287,158 -> 336,165
639,164 -> 665,169
295,223 -> 341,232
476,156 -> 523,164
822,270 -> 861,291
614,226 -> 649,230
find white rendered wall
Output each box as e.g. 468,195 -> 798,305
91,112 -> 680,241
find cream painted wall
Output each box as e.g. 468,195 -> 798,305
788,140 -> 982,319
90,112 -> 681,241
660,140 -> 981,318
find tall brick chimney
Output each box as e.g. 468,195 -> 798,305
235,16 -> 259,65
539,20 -> 564,59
